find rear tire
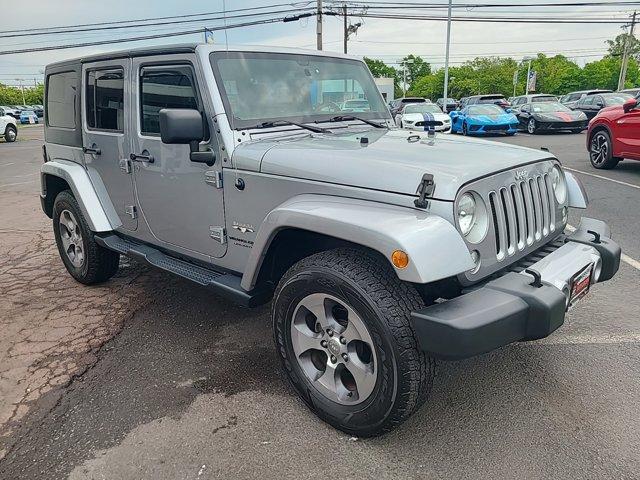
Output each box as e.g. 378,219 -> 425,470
3,125 -> 17,143
272,248 -> 435,437
53,190 -> 120,284
589,130 -> 620,170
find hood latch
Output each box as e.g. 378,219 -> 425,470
414,173 -> 435,209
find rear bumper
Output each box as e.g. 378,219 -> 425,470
410,217 -> 621,360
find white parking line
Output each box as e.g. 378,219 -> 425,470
0,162 -> 15,167
566,224 -> 640,272
564,167 -> 640,190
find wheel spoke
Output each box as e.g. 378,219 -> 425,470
291,325 -> 321,357
345,360 -> 376,400
316,360 -> 338,392
297,294 -> 329,329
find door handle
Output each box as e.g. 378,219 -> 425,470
83,145 -> 101,155
130,151 -> 155,163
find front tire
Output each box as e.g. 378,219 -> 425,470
589,130 -> 620,169
3,125 -> 17,142
462,121 -> 469,135
272,248 -> 435,437
53,190 -> 120,284
527,118 -> 537,134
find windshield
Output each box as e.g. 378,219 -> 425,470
602,93 -> 633,106
404,104 -> 442,114
531,102 -> 570,113
468,105 -> 504,115
478,96 -> 506,104
210,51 -> 389,129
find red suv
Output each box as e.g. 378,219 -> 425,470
588,97 -> 640,169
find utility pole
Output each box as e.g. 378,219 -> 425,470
343,4 -> 348,54
316,0 -> 323,50
618,11 -> 637,91
16,79 -> 25,105
442,0 -> 453,105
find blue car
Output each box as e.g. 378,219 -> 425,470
450,104 -> 518,136
19,110 -> 38,124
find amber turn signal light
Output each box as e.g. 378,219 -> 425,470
391,250 -> 409,269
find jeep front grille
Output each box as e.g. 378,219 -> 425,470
488,173 -> 556,261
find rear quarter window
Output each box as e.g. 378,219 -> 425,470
46,71 -> 77,128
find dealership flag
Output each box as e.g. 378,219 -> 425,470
528,71 -> 537,92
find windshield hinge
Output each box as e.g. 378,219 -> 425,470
414,174 -> 435,209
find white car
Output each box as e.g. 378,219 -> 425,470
395,103 -> 451,132
0,107 -> 18,142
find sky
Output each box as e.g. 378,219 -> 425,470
0,0 -> 637,86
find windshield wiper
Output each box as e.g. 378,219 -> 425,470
251,120 -> 328,133
328,115 -> 386,128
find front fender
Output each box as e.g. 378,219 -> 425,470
41,159 -> 118,232
240,194 -> 474,290
565,171 -> 588,209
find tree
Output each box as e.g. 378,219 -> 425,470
398,55 -> 431,92
363,57 -> 403,97
606,33 -> 640,62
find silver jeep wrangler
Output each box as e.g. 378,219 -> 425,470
41,44 -> 621,436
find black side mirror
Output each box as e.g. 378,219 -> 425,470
159,108 -> 216,166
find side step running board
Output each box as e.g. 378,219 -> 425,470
96,234 -> 271,307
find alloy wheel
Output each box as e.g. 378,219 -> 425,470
58,209 -> 85,268
590,132 -> 608,165
5,128 -> 16,142
527,119 -> 536,134
290,293 -> 377,405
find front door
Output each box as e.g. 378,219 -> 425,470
82,60 -> 137,230
130,56 -> 226,258
617,107 -> 640,159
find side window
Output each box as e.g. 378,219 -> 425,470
140,65 -> 198,136
0,108 -> 4,116
86,68 -> 124,132
582,96 -> 594,106
47,71 -> 77,128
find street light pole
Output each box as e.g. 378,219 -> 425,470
525,59 -> 532,95
316,0 -> 323,50
442,0 -> 453,105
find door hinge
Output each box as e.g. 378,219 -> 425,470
205,170 -> 223,188
119,158 -> 132,174
125,205 -> 137,219
209,226 -> 226,244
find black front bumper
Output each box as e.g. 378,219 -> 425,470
410,218 -> 621,360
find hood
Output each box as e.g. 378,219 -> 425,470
235,128 -> 554,201
467,113 -> 516,124
533,111 -> 586,121
402,112 -> 450,123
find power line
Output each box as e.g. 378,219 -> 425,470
0,15 -> 311,56
0,2 -> 315,35
330,0 -> 640,7
0,7 -> 316,39
347,12 -> 634,23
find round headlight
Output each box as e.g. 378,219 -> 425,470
456,191 -> 489,243
550,165 -> 567,204
457,193 -> 476,236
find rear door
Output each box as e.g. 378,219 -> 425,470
82,60 -> 137,231
130,55 -> 226,258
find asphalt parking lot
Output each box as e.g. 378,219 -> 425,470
0,126 -> 639,480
